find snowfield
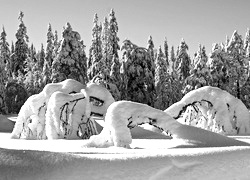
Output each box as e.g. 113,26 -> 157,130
0,129 -> 250,180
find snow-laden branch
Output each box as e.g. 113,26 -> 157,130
165,86 -> 250,135
86,100 -> 250,148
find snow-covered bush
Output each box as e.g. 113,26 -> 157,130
86,101 -> 178,148
10,79 -> 115,139
86,100 -> 248,148
164,86 -> 250,135
45,89 -> 96,139
10,79 -> 85,139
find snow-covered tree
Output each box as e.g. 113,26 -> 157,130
164,37 -> 169,66
100,17 -> 109,76
183,44 -> 210,94
175,38 -> 190,81
108,9 -> 120,61
169,46 -> 176,75
0,27 -> 9,113
51,22 -> 88,84
225,30 -> 248,98
53,30 -> 60,59
120,39 -> 154,106
12,11 -> 29,76
0,27 -> 10,81
147,35 -> 155,74
208,43 -> 228,89
147,35 -> 154,59
44,23 -> 54,67
88,13 -> 102,80
38,43 -> 45,71
165,86 -> 250,135
154,46 -> 170,110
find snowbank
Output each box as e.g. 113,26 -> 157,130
165,86 -> 250,135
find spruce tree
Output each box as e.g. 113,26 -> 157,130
154,46 -> 169,110
225,30 -> 248,98
107,9 -> 121,95
100,17 -> 109,73
164,37 -> 169,66
88,13 -> 102,80
0,27 -> 9,113
120,39 -> 154,106
183,44 -> 210,94
244,28 -> 250,58
208,43 -> 229,89
175,38 -> 190,81
51,22 -> 88,84
38,43 -> 45,71
169,46 -> 176,75
147,35 -> 155,74
12,11 -> 29,76
0,27 -> 10,81
45,23 -> 54,67
108,9 -> 120,60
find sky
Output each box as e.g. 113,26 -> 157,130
0,0 -> 249,57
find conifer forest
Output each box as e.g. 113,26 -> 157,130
1,10 -> 250,114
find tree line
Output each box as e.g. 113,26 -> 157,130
0,10 -> 250,114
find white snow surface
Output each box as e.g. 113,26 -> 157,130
0,130 -> 250,180
165,86 -> 250,135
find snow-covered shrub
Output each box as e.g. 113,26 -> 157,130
86,101 -> 177,148
164,86 -> 250,135
45,89 -> 96,139
10,79 -> 115,140
86,100 -> 249,148
10,79 -> 85,139
46,82 -> 115,139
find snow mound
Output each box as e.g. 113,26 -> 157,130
165,86 -> 250,135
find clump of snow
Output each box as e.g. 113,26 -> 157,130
165,86 -> 250,135
10,79 -> 115,140
85,100 -> 249,148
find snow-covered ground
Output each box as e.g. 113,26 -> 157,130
1,118 -> 250,180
